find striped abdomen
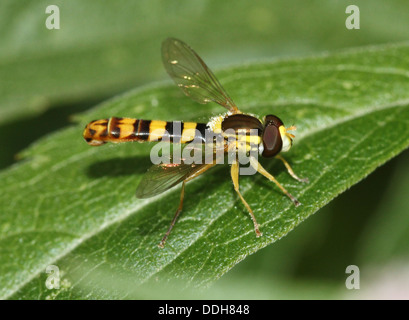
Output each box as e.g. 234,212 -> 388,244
83,117 -> 208,146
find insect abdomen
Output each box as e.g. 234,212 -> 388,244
83,117 -> 207,146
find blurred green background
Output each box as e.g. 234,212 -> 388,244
1,0 -> 409,299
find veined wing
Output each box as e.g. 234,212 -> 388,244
135,161 -> 209,199
162,38 -> 239,113
135,141 -> 223,198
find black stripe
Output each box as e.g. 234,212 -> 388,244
138,120 -> 151,140
166,121 -> 185,143
164,121 -> 174,142
195,123 -> 207,143
129,119 -> 140,139
110,117 -> 121,138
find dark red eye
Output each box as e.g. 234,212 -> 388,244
261,115 -> 283,158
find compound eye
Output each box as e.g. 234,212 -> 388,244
262,123 -> 282,158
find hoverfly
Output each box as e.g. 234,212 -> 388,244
83,38 -> 308,248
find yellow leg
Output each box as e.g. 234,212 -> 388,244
275,155 -> 309,183
231,161 -> 262,237
249,156 -> 301,207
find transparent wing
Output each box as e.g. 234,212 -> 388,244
135,143 -> 213,198
135,162 -> 199,199
162,38 -> 238,113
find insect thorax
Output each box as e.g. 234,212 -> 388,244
219,114 -> 263,154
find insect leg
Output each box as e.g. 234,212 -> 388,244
249,156 -> 301,207
158,163 -> 216,248
275,155 -> 309,183
231,161 -> 262,237
158,181 -> 186,248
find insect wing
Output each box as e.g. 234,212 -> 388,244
135,163 -> 192,198
135,161 -> 207,199
162,38 -> 238,113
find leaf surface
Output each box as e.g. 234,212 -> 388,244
2,43 -> 409,299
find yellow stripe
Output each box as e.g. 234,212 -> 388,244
91,120 -> 109,137
149,120 -> 167,141
223,131 -> 261,144
239,135 -> 261,145
181,122 -> 197,143
118,121 -> 136,139
121,118 -> 137,125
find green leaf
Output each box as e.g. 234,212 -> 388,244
2,42 -> 409,299
357,150 -> 409,264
